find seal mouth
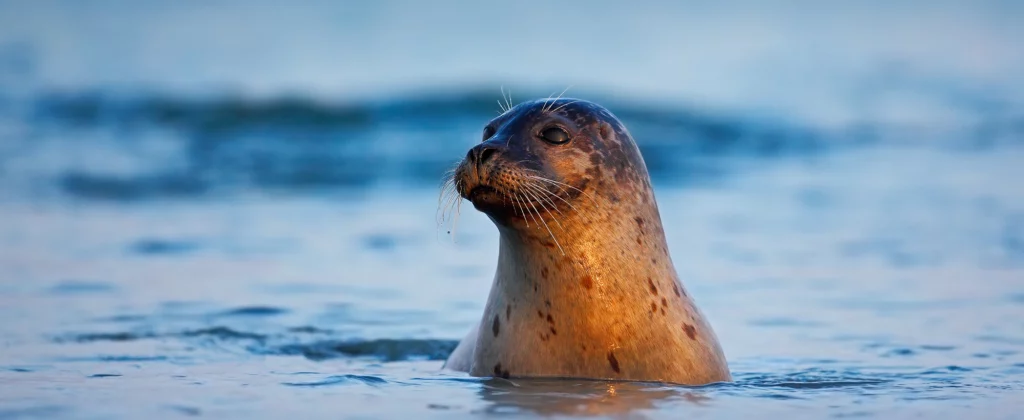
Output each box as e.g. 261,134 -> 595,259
467,185 -> 507,207
465,184 -> 514,213
467,185 -> 499,201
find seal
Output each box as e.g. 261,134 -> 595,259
440,97 -> 731,385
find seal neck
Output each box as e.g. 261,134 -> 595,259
491,196 -> 677,298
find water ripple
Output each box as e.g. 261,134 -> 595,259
265,339 -> 459,362
282,374 -> 388,387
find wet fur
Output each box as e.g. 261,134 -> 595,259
441,98 -> 731,385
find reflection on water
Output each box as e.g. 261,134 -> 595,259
477,379 -> 699,417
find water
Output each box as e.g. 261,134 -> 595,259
1,1 -> 1024,418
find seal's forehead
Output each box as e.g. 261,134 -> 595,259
493,98 -> 621,128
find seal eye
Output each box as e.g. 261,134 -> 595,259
540,127 -> 570,144
482,126 -> 496,141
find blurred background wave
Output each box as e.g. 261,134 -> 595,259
1,1 -> 1022,202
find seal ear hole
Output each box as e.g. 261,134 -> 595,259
539,126 -> 571,145
482,126 -> 496,141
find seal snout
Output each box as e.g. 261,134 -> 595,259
456,143 -> 511,212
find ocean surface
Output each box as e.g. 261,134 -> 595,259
1,1 -> 1023,419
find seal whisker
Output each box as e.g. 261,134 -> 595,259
525,175 -> 593,198
510,162 -> 575,212
550,100 -> 579,114
442,189 -> 460,223
523,174 -> 600,206
524,191 -> 565,255
437,177 -> 458,227
551,85 -> 573,107
510,192 -> 529,228
501,86 -> 513,112
506,192 -> 522,224
543,85 -> 573,112
521,183 -> 569,230
515,193 -> 536,229
519,193 -> 542,230
522,181 -> 601,226
522,181 -> 576,214
541,88 -> 560,112
437,171 -> 464,241
520,172 -> 598,214
522,183 -> 564,216
440,195 -> 453,227
450,182 -> 464,243
437,178 -> 451,209
520,185 -> 563,230
442,179 -> 458,207
441,191 -> 459,230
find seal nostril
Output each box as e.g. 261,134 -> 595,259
468,145 -> 498,165
479,147 -> 496,163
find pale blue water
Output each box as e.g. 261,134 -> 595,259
1,1 -> 1023,419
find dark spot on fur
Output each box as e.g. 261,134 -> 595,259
541,267 -> 548,279
546,314 -> 554,324
493,363 -> 502,376
576,136 -> 595,153
635,217 -> 644,229
607,351 -> 620,373
660,306 -> 666,315
549,326 -> 557,335
537,310 -> 543,318
648,278 -> 658,295
683,323 -> 698,340
651,302 -> 657,313
672,283 -> 681,297
533,284 -> 538,292
506,304 -> 511,320
636,237 -> 642,245
582,344 -> 587,351
599,122 -> 612,140
492,315 -> 500,337
545,299 -> 551,308
581,275 -> 593,290
661,297 -> 668,307
652,257 -> 657,264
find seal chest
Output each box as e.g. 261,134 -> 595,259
441,97 -> 730,385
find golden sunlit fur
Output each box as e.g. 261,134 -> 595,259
440,97 -> 730,385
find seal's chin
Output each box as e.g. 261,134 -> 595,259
465,185 -> 508,213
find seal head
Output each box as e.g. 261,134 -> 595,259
455,98 -> 648,231
443,98 -> 731,385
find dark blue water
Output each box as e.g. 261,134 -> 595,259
1,1 -> 1023,418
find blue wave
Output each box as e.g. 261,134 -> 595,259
0,89 -> 1019,201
